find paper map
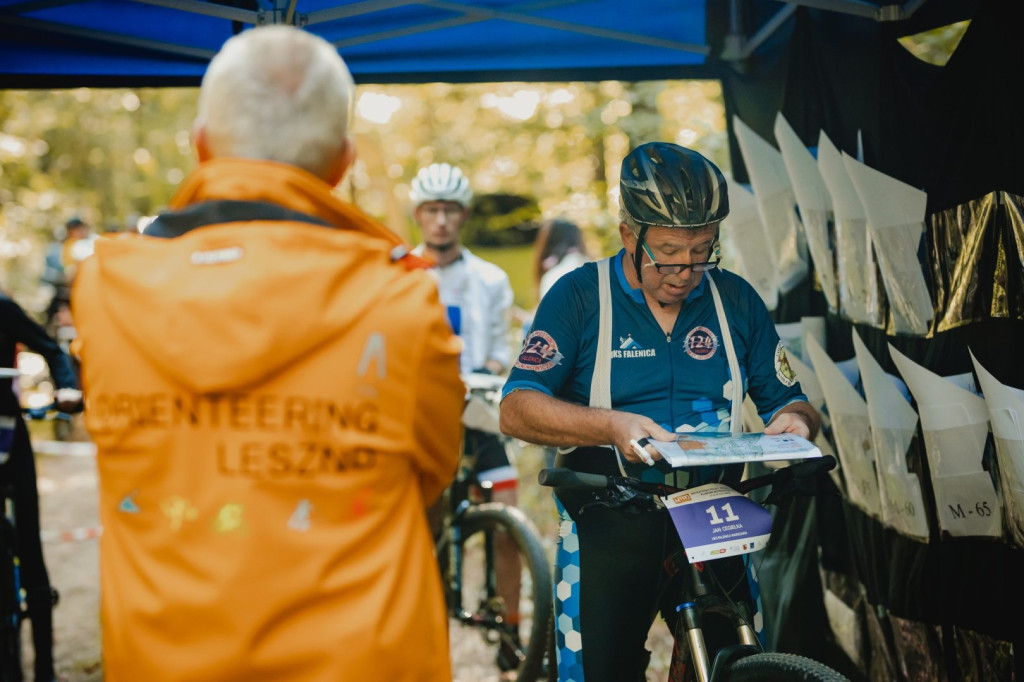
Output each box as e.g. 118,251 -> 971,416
650,432 -> 822,468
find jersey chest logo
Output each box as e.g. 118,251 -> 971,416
611,334 -> 657,359
515,330 -> 564,371
684,326 -> 718,360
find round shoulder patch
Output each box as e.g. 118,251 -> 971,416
684,326 -> 718,360
775,341 -> 797,387
514,330 -> 564,372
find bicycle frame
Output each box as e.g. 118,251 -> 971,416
441,470 -> 503,628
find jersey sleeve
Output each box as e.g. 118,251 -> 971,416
0,295 -> 79,390
501,267 -> 586,401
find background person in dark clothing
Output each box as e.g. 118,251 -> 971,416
1,292 -> 83,682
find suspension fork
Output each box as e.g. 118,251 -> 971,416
672,562 -> 761,682
733,601 -> 758,647
675,561 -> 713,682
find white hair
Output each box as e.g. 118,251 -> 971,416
196,25 -> 354,180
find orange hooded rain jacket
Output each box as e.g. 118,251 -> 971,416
72,158 -> 464,682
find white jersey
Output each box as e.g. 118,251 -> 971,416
414,245 -> 514,375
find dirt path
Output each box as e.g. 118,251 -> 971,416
26,439 -> 103,682
25,436 -> 671,681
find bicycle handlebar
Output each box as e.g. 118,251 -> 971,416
24,404 -> 59,420
23,402 -> 84,419
537,468 -> 684,497
537,468 -> 611,490
538,455 -> 838,503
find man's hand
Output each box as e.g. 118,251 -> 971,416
608,411 -> 676,465
764,402 -> 819,440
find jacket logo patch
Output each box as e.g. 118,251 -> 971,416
118,492 -> 140,514
775,342 -> 797,387
161,496 -> 198,531
288,500 -> 313,531
212,503 -> 246,534
190,246 -> 243,266
515,330 -> 563,371
684,326 -> 718,360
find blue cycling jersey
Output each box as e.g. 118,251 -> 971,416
501,250 -> 806,433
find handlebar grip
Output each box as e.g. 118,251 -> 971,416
538,467 -> 610,490
23,404 -> 55,420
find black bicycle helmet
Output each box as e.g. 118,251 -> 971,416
620,143 -> 729,283
620,142 -> 729,228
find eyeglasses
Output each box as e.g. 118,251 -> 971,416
639,241 -> 720,275
419,204 -> 464,218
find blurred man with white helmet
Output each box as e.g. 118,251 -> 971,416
410,162 -> 523,669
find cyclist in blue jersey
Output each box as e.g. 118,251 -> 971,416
500,142 -> 820,682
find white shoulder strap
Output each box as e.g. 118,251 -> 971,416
590,258 -> 614,409
707,273 -> 743,436
592,257 -> 631,474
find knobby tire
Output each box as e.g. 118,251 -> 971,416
722,652 -> 850,682
440,503 -> 553,682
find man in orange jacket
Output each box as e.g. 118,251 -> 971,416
71,25 -> 464,682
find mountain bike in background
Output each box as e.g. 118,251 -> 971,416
438,373 -> 553,681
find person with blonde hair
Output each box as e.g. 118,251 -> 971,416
72,25 -> 464,682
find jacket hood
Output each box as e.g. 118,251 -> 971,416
81,159 -> 414,394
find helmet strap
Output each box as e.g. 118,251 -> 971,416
632,225 -> 649,284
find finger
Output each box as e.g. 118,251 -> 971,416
647,424 -> 676,441
628,439 -> 656,466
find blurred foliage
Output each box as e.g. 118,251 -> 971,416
1,79 -> 727,313
0,19 -> 968,314
473,243 -> 537,312
464,193 -> 541,247
1,87 -> 198,313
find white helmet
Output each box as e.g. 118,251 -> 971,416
409,163 -> 473,207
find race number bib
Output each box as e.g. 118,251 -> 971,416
662,483 -> 772,563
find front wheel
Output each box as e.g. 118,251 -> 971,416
438,503 -> 553,682
721,652 -> 850,682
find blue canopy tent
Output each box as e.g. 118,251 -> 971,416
3,1 -> 1023,679
0,0 -> 719,87
0,0 -> 978,87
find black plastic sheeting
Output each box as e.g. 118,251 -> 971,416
755,418 -> 1024,681
717,0 -> 1024,374
929,192 -> 1024,333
